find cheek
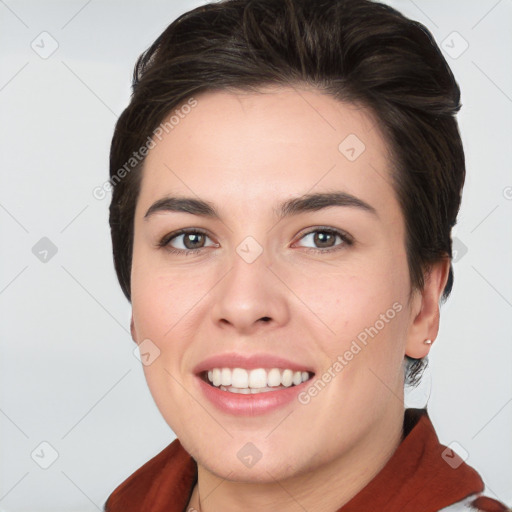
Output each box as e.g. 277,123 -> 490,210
291,249 -> 411,390
130,248 -> 206,339
130,251 -> 214,391
289,251 -> 409,338
131,269 -> 196,426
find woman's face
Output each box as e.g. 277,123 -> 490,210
130,86 -> 424,481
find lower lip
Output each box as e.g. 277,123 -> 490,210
196,375 -> 311,416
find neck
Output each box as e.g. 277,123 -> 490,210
188,407 -> 404,512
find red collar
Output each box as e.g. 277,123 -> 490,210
105,408 -> 485,512
339,408 -> 484,511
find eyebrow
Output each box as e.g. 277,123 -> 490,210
144,191 -> 378,221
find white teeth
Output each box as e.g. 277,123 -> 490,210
248,368 -> 267,388
292,371 -> 303,386
281,369 -> 293,387
267,368 -> 281,387
205,367 -> 311,392
231,368 -> 249,388
221,368 -> 231,386
212,368 -> 221,387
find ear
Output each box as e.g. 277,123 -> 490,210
130,314 -> 139,344
405,258 -> 451,359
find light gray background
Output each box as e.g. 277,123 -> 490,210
1,0 -> 511,510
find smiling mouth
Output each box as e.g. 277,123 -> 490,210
200,367 -> 315,394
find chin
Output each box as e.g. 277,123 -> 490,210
199,453 -> 303,483
183,432 -> 322,483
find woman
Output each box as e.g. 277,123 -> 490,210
103,0 -> 509,510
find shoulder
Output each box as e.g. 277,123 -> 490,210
439,493 -> 510,512
104,438 -> 194,511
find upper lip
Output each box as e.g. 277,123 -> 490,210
193,353 -> 315,375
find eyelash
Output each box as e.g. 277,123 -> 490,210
158,227 -> 353,256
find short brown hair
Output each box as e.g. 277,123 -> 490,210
108,0 -> 465,384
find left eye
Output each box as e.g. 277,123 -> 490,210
294,228 -> 351,251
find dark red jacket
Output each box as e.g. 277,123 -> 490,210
104,408 -> 509,511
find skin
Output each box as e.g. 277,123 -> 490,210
130,85 -> 450,512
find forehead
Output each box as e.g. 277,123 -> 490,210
137,86 -> 398,220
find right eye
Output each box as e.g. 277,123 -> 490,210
159,229 -> 218,255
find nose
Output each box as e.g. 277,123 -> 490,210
209,243 -> 290,335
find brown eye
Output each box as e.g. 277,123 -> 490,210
295,228 -> 353,252
179,232 -> 206,249
160,229 -> 217,254
312,231 -> 337,248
